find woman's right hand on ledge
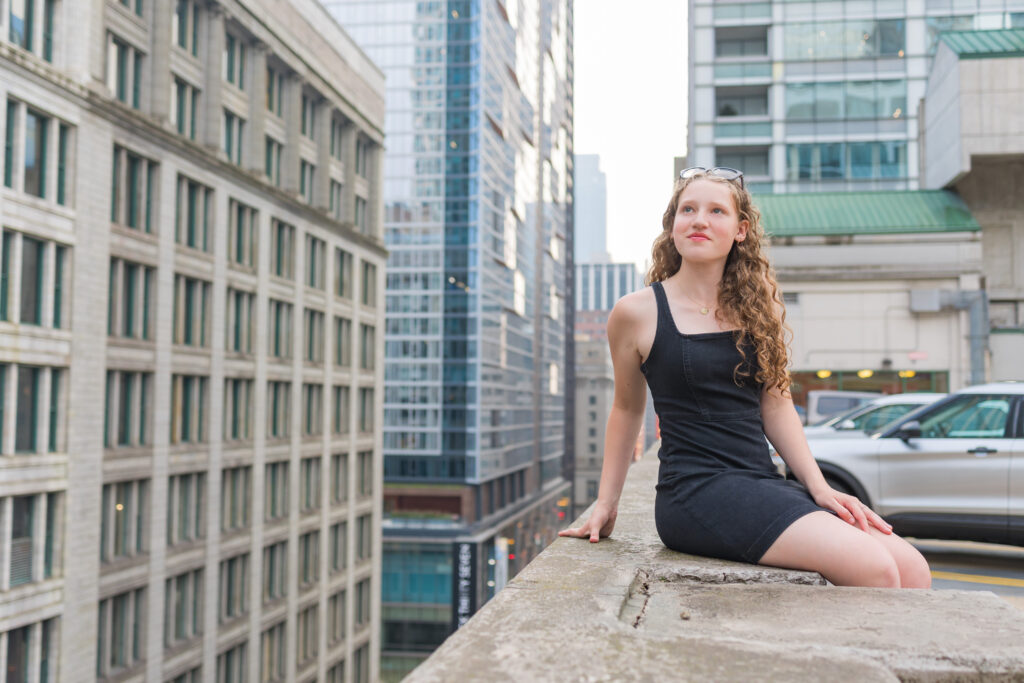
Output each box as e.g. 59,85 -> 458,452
557,501 -> 618,543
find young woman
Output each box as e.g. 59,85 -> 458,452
559,168 -> 931,588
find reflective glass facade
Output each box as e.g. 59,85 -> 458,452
689,0 -> 1024,193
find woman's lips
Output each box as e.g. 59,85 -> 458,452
688,234 -> 709,241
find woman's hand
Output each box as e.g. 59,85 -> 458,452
558,501 -> 618,543
812,487 -> 892,535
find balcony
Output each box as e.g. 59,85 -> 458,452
407,446 -> 1024,680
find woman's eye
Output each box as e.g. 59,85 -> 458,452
712,208 -> 723,214
681,206 -> 693,213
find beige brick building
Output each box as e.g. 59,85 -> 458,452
1,0 -> 385,681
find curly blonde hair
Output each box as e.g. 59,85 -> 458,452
645,173 -> 791,393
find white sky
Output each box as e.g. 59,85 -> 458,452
573,0 -> 688,273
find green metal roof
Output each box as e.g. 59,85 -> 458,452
938,28 -> 1024,59
755,190 -> 980,237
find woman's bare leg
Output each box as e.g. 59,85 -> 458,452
759,511 -> 930,588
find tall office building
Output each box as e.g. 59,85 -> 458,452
321,1 -> 574,678
687,1 -> 1024,193
573,154 -> 607,262
2,0 -> 385,680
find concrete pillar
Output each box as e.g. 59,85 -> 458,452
149,0 -> 173,120
367,142 -> 383,239
284,75 -> 303,194
248,43 -> 269,177
341,122 -> 357,225
315,99 -> 331,211
203,5 -> 226,152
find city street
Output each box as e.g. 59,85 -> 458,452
914,540 -> 1024,611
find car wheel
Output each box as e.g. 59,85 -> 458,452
824,475 -> 855,497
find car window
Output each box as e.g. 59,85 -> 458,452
918,395 -> 1011,439
853,404 -> 915,432
818,397 -> 865,416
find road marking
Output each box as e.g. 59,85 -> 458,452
931,570 -> 1024,588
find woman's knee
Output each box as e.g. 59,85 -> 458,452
853,551 -> 901,588
897,550 -> 932,589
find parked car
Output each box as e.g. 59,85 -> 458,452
804,390 -> 880,425
803,393 -> 946,439
798,382 -> 1024,546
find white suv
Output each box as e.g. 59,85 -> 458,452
797,382 -> 1024,546
803,393 -> 946,439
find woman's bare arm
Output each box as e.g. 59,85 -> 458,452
762,386 -> 891,534
559,294 -> 649,542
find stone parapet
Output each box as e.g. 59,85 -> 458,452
408,445 -> 1024,681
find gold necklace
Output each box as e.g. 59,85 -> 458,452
680,288 -> 715,316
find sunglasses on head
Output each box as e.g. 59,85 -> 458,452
679,166 -> 745,189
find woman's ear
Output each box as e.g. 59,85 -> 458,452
736,219 -> 749,242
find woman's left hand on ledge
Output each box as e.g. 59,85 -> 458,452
558,501 -> 618,543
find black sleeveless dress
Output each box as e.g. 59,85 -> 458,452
641,281 -> 825,564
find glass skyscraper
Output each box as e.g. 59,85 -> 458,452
688,0 -> 1024,193
322,1 -> 574,678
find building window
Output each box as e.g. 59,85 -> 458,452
330,453 -> 348,504
266,66 -> 284,115
220,465 -> 251,532
357,450 -> 373,499
329,521 -> 347,575
1,230 -> 70,329
783,19 -> 905,61
296,604 -> 318,666
335,248 -> 353,299
111,146 -> 156,232
260,621 -> 285,682
266,381 -> 291,439
173,274 -> 211,347
354,196 -> 368,234
332,386 -> 350,436
118,0 -> 143,17
268,299 -> 293,359
305,235 -> 325,289
359,324 -> 375,371
228,199 -> 256,269
262,543 -> 286,604
103,370 -> 150,448
23,108 -> 47,198
172,0 -> 200,56
3,619 -> 59,683
168,667 -> 200,683
334,316 -> 352,367
269,219 -> 294,279
298,530 -> 319,588
299,160 -> 315,203
108,258 -> 153,340
96,588 -> 146,677
6,492 -> 62,586
166,472 -> 205,547
9,0 -> 58,61
264,461 -> 288,522
358,388 -> 374,434
1,365 -> 64,454
218,553 -> 249,624
223,32 -> 245,89
170,77 -> 199,139
299,456 -> 320,513
327,590 -> 346,644
354,579 -> 371,633
100,479 -> 148,563
106,34 -> 144,109
355,137 -> 369,178
170,374 -> 208,444
175,175 -> 212,251
163,568 -> 203,648
300,93 -> 315,138
356,513 -> 372,564
216,642 -> 247,683
264,136 -> 282,186
226,289 -> 255,354
329,180 -> 344,220
223,377 -> 253,441
360,261 -> 376,307
223,110 -> 245,164
304,309 -> 324,364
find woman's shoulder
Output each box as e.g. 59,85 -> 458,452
607,286 -> 658,350
610,286 -> 656,323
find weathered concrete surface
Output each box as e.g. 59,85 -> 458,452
407,446 -> 1024,682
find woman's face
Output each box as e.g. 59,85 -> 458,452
670,178 -> 748,265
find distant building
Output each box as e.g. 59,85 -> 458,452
576,261 -> 644,315
573,338 -> 614,514
574,154 -> 608,262
321,1 -> 575,679
1,0 -> 385,681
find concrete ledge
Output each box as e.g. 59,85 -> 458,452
407,446 -> 1024,682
